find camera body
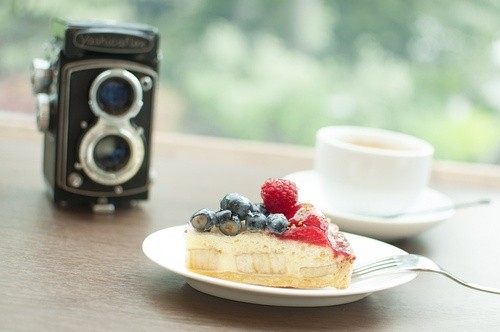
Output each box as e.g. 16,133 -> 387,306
31,19 -> 160,212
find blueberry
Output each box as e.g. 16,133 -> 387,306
266,213 -> 288,235
250,203 -> 268,216
246,212 -> 267,232
190,208 -> 216,232
215,209 -> 232,225
219,215 -> 243,236
220,193 -> 252,219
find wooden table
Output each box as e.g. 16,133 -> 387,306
1,119 -> 500,331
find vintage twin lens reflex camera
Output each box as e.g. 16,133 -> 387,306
30,19 -> 160,213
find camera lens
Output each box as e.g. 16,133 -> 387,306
93,135 -> 131,172
96,78 -> 134,116
89,69 -> 143,119
79,125 -> 145,186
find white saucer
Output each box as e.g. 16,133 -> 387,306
143,226 -> 418,307
285,170 -> 455,241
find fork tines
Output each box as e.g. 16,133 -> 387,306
352,255 -> 406,276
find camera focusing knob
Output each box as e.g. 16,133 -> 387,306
35,93 -> 52,132
30,58 -> 53,93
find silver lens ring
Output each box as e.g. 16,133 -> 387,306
79,122 -> 145,186
89,69 -> 143,119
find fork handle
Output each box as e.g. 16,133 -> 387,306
418,268 -> 500,295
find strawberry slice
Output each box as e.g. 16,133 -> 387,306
282,226 -> 331,247
288,203 -> 329,231
284,203 -> 302,220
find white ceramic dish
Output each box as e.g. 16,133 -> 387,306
142,225 -> 418,307
285,170 -> 455,241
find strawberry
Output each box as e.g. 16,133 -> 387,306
288,203 -> 329,231
282,226 -> 331,247
284,203 -> 302,220
260,178 -> 298,215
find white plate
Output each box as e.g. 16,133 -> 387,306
142,225 -> 418,307
285,170 -> 455,241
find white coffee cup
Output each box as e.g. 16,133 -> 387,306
314,126 -> 434,217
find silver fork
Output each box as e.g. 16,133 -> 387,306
352,254 -> 500,295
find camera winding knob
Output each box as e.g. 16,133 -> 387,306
35,93 -> 51,132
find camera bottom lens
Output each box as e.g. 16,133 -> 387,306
79,123 -> 145,186
93,135 -> 131,172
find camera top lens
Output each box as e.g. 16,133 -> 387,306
89,69 -> 143,119
96,78 -> 134,116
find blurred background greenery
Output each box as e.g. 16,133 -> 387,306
1,0 -> 499,163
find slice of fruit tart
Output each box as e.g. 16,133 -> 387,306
185,178 -> 355,289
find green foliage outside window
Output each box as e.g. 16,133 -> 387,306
1,0 -> 499,162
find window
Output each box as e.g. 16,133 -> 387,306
1,0 -> 499,163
